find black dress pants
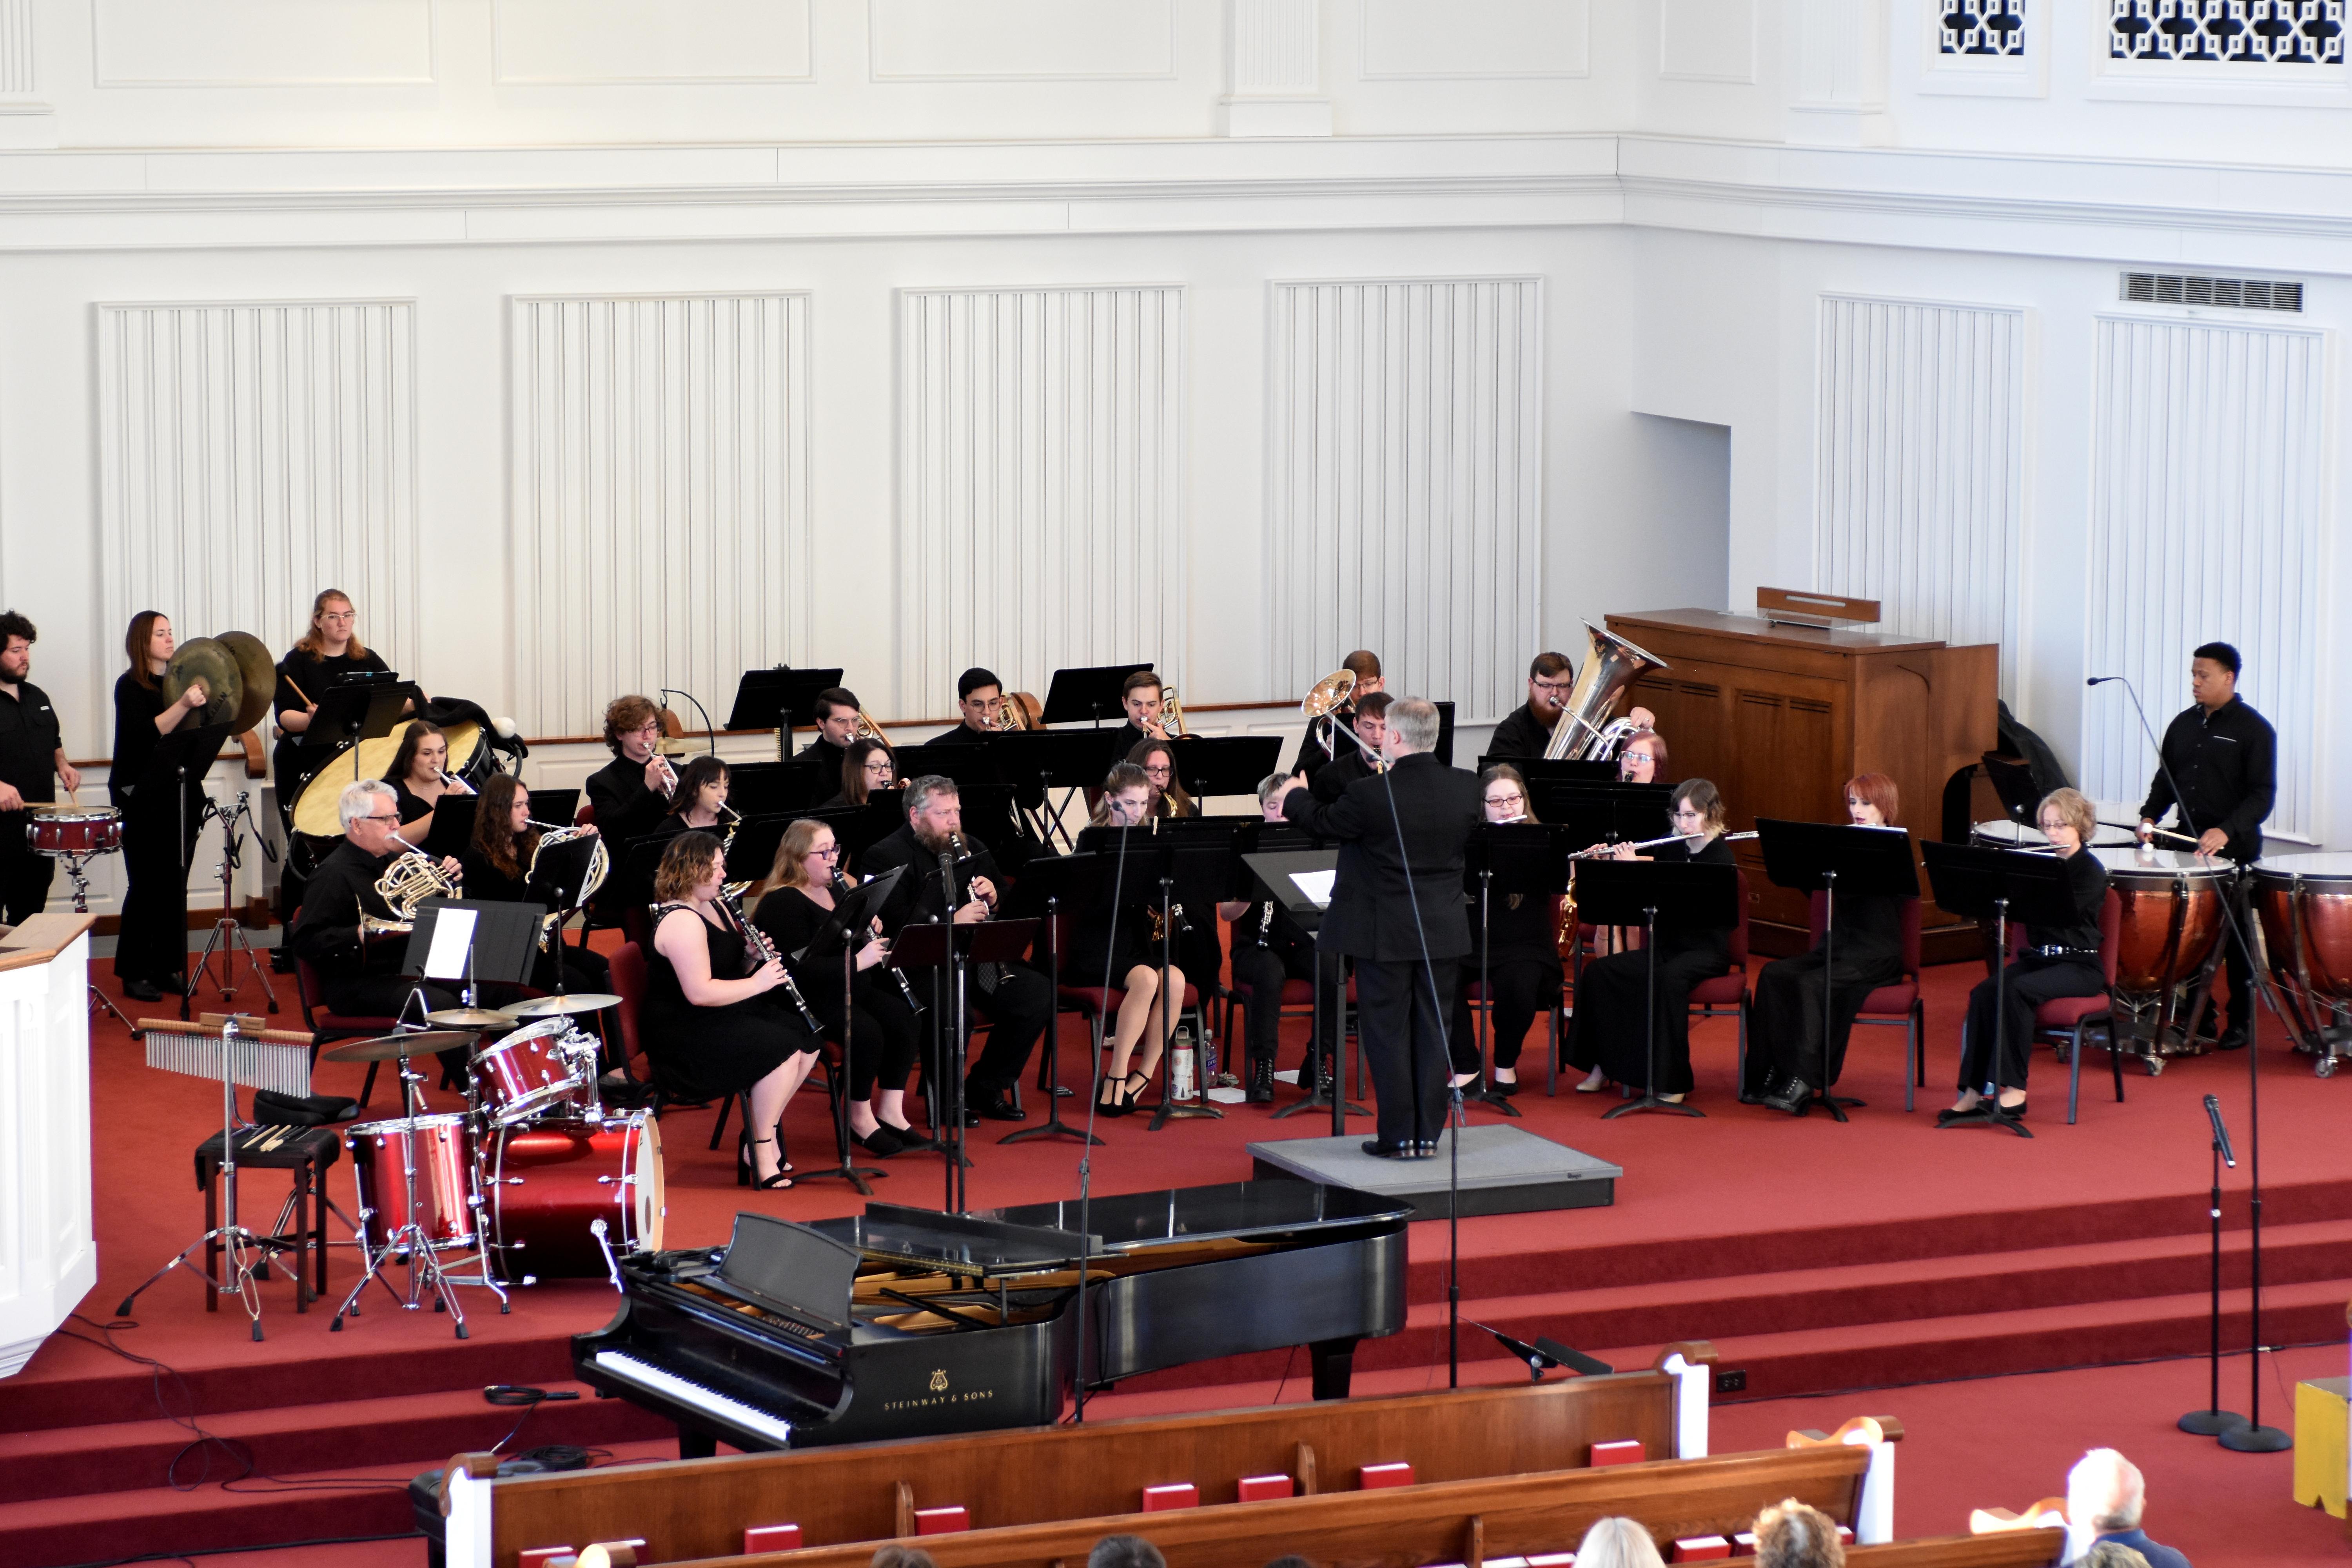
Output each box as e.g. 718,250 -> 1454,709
1230,943 -> 1316,1067
114,789 -> 202,984
960,963 -> 1053,1091
1747,944 -> 1900,1095
0,822 -> 56,923
1355,956 -> 1455,1149
1448,958 -> 1559,1074
1958,954 -> 2103,1094
814,984 -> 922,1100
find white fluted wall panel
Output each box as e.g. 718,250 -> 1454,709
1815,294 -> 2025,695
0,0 -> 33,94
1268,276 -> 1543,722
896,285 -> 1183,713
97,300 -> 420,675
512,294 -> 811,738
2083,315 -> 2325,838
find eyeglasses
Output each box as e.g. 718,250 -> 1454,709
1531,678 -> 1573,695
364,813 -> 401,824
813,844 -> 842,857
1483,794 -> 1523,808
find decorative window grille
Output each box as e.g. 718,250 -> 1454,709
2109,1 -> 2345,64
1942,0 -> 2027,56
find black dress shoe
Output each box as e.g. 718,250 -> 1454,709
1360,1139 -> 1412,1160
123,978 -> 162,1002
972,1087 -> 1026,1122
1246,1059 -> 1275,1105
1489,1075 -> 1520,1098
852,1126 -> 906,1158
1760,1076 -> 1813,1115
2216,1025 -> 2251,1051
161,971 -> 187,993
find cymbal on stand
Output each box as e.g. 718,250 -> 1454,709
499,993 -> 621,1019
426,1007 -> 519,1031
321,1029 -> 479,1064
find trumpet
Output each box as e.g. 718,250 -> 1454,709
1300,669 -> 1356,759
650,752 -> 680,796
439,768 -> 476,796
1568,829 -> 1760,860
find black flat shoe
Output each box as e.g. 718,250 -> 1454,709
1935,1104 -> 1974,1125
881,1122 -> 936,1151
122,978 -> 162,1002
1360,1139 -> 1412,1160
852,1127 -> 905,1158
1489,1076 -> 1520,1098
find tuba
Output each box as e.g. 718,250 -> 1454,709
1543,622 -> 1669,761
1299,669 -> 1356,759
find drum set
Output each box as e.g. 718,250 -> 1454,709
324,991 -> 662,1336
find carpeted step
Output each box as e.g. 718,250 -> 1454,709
0,1437 -> 677,1568
0,1377 -> 667,1505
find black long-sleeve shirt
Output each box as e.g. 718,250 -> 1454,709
586,755 -> 672,846
2025,848 -> 2110,955
1486,701 -> 1554,762
290,839 -> 401,978
2136,695 -> 2276,862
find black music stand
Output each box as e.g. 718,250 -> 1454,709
999,852 -> 1107,1147
1573,858 -> 1738,1120
891,916 -> 1038,1212
727,667 -> 844,756
1535,782 -> 1674,851
1042,664 -> 1153,727
403,899 -> 539,1048
1432,700 -> 1457,768
723,816 -> 794,888
1751,819 -> 1920,1120
1170,736 -> 1284,806
1244,848 -> 1367,1133
789,868 -> 904,1196
526,787 -> 580,828
1980,753 -> 2043,833
300,679 -> 417,782
1479,755 -> 1617,784
790,797 -> 905,869
1920,842 -> 2074,1140
1462,823 -> 1571,1117
418,794 -> 479,861
986,730 -> 1121,847
724,761 -> 817,818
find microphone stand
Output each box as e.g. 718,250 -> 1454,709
2179,1093 -> 2246,1436
657,686 -> 720,757
1072,814 -> 1135,1425
2091,675 -> 2290,1452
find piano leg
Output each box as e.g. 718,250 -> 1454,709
1308,1336 -> 1361,1399
678,1424 -> 719,1461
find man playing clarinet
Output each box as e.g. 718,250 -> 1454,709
2137,641 -> 2274,1052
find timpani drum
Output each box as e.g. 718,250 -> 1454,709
1971,819 -> 2136,852
484,1113 -> 664,1285
2091,847 -> 2229,1069
2251,852 -> 2352,1076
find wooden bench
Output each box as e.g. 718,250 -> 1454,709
446,1352 -> 1717,1568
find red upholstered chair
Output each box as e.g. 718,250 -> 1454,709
2007,890 -> 2125,1125
1049,910 -> 1208,1096
574,802 -> 596,827
292,951 -> 404,1110
1686,869 -> 1753,1072
1795,889 -> 1927,1112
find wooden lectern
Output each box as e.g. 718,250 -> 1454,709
0,914 -> 99,1377
1605,609 -> 1998,958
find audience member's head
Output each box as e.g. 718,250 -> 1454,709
1087,1535 -> 1166,1568
2080,1545 -> 2152,1568
1262,1557 -> 1313,1568
2066,1447 -> 2147,1533
1754,1498 -> 1845,1568
1572,1516 -> 1666,1568
869,1548 -> 936,1568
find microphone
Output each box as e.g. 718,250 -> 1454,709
2086,675 -> 2122,686
2204,1093 -> 2237,1168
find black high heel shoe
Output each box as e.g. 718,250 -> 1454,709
745,1136 -> 793,1189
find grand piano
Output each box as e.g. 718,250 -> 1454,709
573,1181 -> 1412,1455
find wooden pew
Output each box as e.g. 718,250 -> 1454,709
445,1352 -> 1717,1568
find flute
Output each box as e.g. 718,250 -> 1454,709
1569,829 -> 1760,860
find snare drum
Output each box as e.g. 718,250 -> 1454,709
470,1016 -> 596,1125
485,1113 -> 664,1283
347,1112 -> 477,1252
2092,847 -> 2228,1061
2251,852 -> 2352,1074
26,804 -> 123,858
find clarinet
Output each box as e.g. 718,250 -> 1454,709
722,887 -> 822,1034
836,870 -> 923,1013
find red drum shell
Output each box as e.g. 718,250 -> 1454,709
27,806 -> 123,857
471,1017 -> 592,1125
2091,849 -> 2225,996
488,1114 -> 664,1281
2254,854 -> 2352,1007
347,1113 -> 477,1250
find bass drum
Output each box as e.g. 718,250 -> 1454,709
290,718 -> 488,841
2251,852 -> 2352,1076
486,1113 -> 664,1284
2090,847 -> 2227,1063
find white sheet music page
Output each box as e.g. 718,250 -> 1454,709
425,907 -> 477,980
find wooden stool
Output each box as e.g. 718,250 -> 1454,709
193,1125 -> 341,1311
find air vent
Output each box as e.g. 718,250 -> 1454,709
2121,272 -> 2304,312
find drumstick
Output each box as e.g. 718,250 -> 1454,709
2100,818 -> 2203,847
281,672 -> 314,708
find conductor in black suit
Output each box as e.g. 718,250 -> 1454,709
1280,696 -> 1482,1158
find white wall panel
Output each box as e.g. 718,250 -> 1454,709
0,0 -> 33,95
512,294 -> 812,738
1360,0 -> 1589,79
1815,294 -> 2025,694
870,0 -> 1175,80
1660,0 -> 1756,82
1267,277 -> 1543,724
2083,314 -> 2327,838
494,0 -> 812,84
96,299 -> 421,679
93,0 -> 434,85
896,285 -> 1183,714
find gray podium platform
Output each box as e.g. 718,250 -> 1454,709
1247,1123 -> 1621,1220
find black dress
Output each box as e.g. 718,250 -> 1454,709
1958,849 -> 2109,1095
1565,834 -> 1737,1096
111,673 -> 220,985
1746,880 -> 1907,1097
1450,886 -> 1563,1075
459,838 -> 612,998
271,646 -> 393,917
642,902 -> 815,1104
752,884 -> 920,1100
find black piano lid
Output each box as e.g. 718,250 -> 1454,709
975,1180 -> 1413,1251
811,1205 -> 1095,1276
714,1212 -> 866,1333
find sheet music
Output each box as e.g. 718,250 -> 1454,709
1290,869 -> 1337,908
425,907 -> 477,980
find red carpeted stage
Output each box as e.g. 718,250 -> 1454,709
5,952 -> 2347,1566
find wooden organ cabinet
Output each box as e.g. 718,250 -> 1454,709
1605,609 -> 1999,958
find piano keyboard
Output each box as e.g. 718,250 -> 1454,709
590,1350 -> 797,1447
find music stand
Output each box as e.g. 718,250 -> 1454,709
1462,823 -> 1571,1117
1169,736 -> 1283,806
1535,782 -> 1673,851
527,787 -> 580,828
890,916 -> 1038,1212
1572,858 -> 1739,1120
790,867 -> 904,1195
1042,664 -> 1153,727
418,794 -> 479,861
1243,848 -> 1367,1133
1980,753 -> 2042,832
300,679 -> 417,781
1480,756 -> 1616,786
1920,842 -> 2076,1140
727,666 -> 844,757
1751,820 -> 1920,1119
986,729 -> 1124,846
726,761 -> 817,819
723,815 -> 794,889
998,852 -> 1108,1147
1432,700 -> 1457,768
796,800 -> 906,871
405,898 -> 539,1028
